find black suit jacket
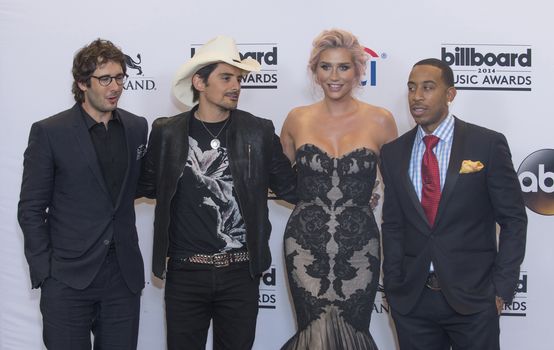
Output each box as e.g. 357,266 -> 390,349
18,103 -> 148,292
381,117 -> 527,315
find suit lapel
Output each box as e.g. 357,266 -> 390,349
169,110 -> 192,184
434,117 -> 467,227
400,127 -> 429,226
70,104 -> 111,199
113,110 -> 133,209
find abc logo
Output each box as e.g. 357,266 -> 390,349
517,149 -> 554,215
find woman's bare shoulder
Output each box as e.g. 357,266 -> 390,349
284,103 -> 321,127
357,101 -> 398,142
358,101 -> 393,119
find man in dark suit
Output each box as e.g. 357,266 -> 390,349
18,39 -> 147,350
381,58 -> 527,349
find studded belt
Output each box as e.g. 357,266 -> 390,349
177,250 -> 249,268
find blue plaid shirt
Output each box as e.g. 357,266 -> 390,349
408,114 -> 455,201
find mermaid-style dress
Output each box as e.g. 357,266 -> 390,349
282,144 -> 380,350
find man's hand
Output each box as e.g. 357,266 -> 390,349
495,296 -> 504,315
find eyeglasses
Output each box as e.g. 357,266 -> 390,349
90,74 -> 128,86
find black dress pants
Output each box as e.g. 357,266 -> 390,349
391,287 -> 500,350
165,259 -> 260,350
40,248 -> 140,350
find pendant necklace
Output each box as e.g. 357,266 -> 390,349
195,112 -> 230,150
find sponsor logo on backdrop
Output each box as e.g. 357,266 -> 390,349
517,149 -> 554,215
123,53 -> 157,91
361,47 -> 387,87
501,271 -> 527,316
441,44 -> 532,91
374,275 -> 528,317
125,54 -> 143,76
373,283 -> 390,315
191,43 -> 278,89
259,266 -> 277,309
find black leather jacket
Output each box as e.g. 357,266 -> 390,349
138,106 -> 296,279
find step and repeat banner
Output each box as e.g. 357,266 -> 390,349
1,1 -> 552,349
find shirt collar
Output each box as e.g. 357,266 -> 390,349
80,105 -> 120,130
415,113 -> 454,145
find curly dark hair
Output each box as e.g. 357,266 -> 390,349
71,39 -> 126,103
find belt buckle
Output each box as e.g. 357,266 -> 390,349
212,252 -> 230,267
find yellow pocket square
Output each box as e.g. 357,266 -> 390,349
459,160 -> 484,174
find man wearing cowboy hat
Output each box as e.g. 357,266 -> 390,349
138,35 -> 296,350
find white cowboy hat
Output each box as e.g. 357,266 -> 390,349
172,35 -> 261,107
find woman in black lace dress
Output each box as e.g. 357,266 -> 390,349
280,29 -> 397,349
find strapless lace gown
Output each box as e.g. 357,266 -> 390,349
282,144 -> 380,350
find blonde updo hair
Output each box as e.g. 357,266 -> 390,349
309,29 -> 368,87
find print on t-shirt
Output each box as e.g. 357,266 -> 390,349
186,136 -> 246,249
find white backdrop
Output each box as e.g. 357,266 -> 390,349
1,1 -> 552,349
